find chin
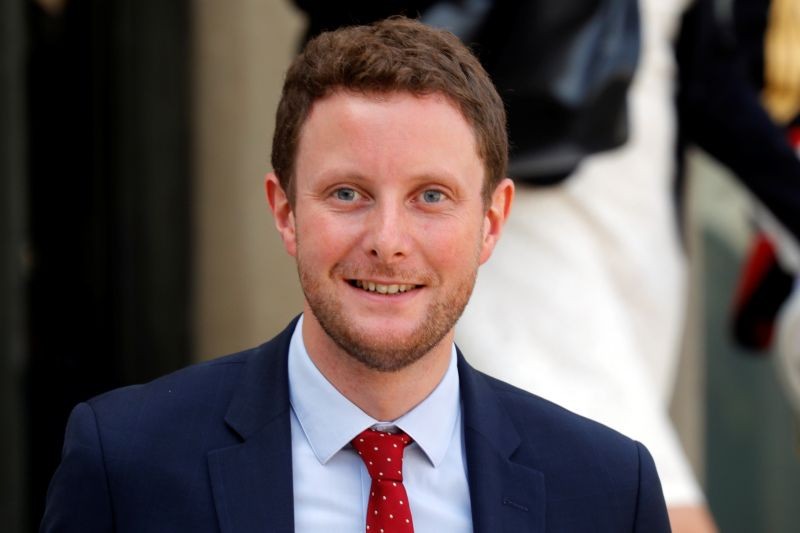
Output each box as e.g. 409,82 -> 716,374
326,320 -> 448,373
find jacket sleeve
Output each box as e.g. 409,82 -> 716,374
40,402 -> 114,533
633,441 -> 672,532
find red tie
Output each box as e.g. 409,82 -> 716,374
351,428 -> 414,532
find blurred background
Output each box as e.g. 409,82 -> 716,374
1,0 -> 799,532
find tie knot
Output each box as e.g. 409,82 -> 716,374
351,428 -> 412,482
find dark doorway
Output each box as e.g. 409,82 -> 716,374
20,0 -> 192,529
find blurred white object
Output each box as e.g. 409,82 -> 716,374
776,283 -> 800,416
457,0 -> 703,505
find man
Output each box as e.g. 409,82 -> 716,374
41,17 -> 670,532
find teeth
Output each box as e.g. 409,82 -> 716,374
354,280 -> 416,294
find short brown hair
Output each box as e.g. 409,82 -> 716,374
271,16 -> 507,205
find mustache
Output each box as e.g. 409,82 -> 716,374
332,263 -> 436,285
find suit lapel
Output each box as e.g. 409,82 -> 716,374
205,323 -> 545,532
458,353 -> 546,533
209,319 -> 298,533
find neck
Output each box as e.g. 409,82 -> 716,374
301,312 -> 453,421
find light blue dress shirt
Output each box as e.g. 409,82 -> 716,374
288,315 -> 473,532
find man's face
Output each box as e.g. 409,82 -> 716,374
268,90 -> 511,372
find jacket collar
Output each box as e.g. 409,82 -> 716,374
207,319 -> 546,533
458,351 -> 547,533
208,317 -> 298,533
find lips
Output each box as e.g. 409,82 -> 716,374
350,279 -> 420,294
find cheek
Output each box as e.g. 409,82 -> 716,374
420,218 -> 483,265
296,213 -> 358,263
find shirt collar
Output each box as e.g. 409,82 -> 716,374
288,314 -> 461,468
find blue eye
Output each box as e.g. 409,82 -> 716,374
421,190 -> 444,203
334,188 -> 359,201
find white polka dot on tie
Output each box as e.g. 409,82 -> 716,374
389,514 -> 394,519
399,500 -> 403,505
374,446 -> 379,451
405,519 -> 410,523
386,457 -> 391,462
382,496 -> 386,500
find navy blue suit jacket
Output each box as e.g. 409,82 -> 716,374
42,319 -> 670,532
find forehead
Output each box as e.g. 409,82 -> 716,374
301,89 -> 474,142
295,90 -> 482,183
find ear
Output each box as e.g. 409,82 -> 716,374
479,178 -> 514,264
265,172 -> 297,257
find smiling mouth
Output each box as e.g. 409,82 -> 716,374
349,279 -> 421,295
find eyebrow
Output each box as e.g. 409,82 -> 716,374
312,168 -> 464,186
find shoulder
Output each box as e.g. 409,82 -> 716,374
471,369 -> 661,497
76,314 -> 297,459
467,369 -> 670,529
85,317 -> 297,428
485,373 -> 633,446
85,347 -> 254,424
487,371 -> 647,456
80,324 -> 292,453
70,348 -> 262,470
43,326 -> 295,531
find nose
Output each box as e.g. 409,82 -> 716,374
365,203 -> 411,263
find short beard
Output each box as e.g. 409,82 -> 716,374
298,262 -> 477,373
